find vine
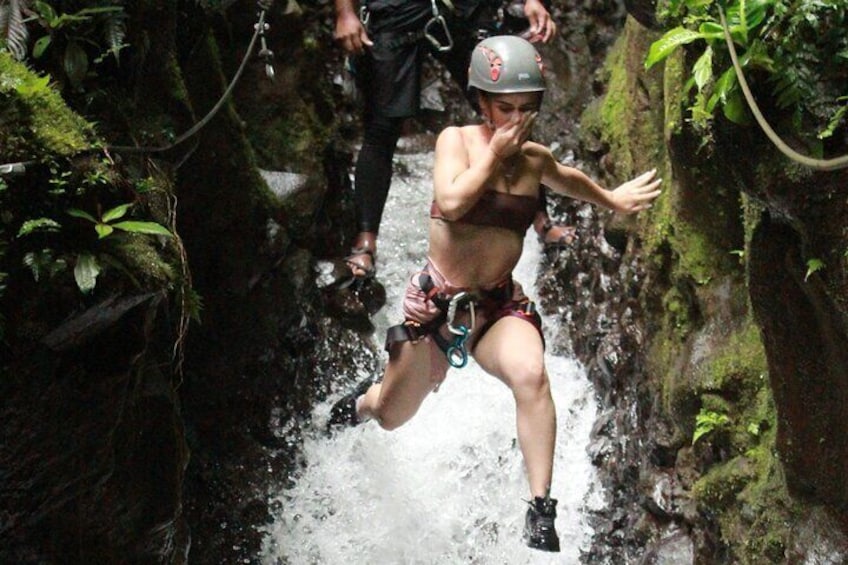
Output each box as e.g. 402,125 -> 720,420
645,0 -> 848,156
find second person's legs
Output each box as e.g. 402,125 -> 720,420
346,114 -> 404,278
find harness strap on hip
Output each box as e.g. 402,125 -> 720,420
383,272 -> 512,354
384,318 -> 452,353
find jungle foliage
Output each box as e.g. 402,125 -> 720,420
646,0 -> 847,152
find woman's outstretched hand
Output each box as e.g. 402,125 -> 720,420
609,169 -> 662,214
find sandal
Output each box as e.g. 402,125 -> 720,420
337,246 -> 376,289
538,220 -> 577,251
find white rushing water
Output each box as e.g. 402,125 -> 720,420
262,149 -> 604,564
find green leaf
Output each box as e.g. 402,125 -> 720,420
67,208 -> 97,223
112,221 -> 173,237
34,1 -> 59,26
645,27 -> 704,70
693,410 -> 730,444
17,218 -> 61,237
74,253 -> 100,293
744,0 -> 772,30
713,66 -> 738,104
805,258 -> 825,281
697,21 -> 726,40
33,35 -> 52,59
722,90 -> 751,125
15,74 -> 51,96
693,46 -> 713,92
819,104 -> 847,140
95,223 -> 114,239
102,203 -> 132,223
63,40 -> 89,89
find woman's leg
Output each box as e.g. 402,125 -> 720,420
359,340 -> 438,430
473,317 -> 555,497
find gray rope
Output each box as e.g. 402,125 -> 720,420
719,7 -> 848,171
108,6 -> 272,154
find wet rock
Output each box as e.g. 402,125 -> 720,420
321,280 -> 386,333
641,470 -> 676,520
640,528 -> 695,565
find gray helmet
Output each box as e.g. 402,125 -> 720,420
468,35 -> 546,94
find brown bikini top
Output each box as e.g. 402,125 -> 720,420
430,190 -> 538,235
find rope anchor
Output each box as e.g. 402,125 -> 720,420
256,14 -> 275,80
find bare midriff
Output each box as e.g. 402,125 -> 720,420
427,218 -> 523,290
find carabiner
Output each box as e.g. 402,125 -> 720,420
447,292 -> 475,336
446,325 -> 470,368
424,0 -> 454,52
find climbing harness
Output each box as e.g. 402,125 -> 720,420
424,0 -> 454,52
445,291 -> 476,368
366,0 -> 454,52
718,7 -> 848,172
383,272 -> 541,369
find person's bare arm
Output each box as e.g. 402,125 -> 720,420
434,114 -> 536,219
539,147 -> 662,213
523,0 -> 557,43
334,0 -> 372,54
433,128 -> 497,220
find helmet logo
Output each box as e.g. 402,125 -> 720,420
480,46 -> 503,82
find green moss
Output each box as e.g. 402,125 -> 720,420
584,8 -> 805,563
597,36 -> 635,174
662,49 -> 686,139
696,320 -> 767,396
687,321 -> 794,563
581,20 -> 667,181
713,425 -> 798,564
109,233 -> 176,289
0,51 -> 94,156
693,454 -> 756,509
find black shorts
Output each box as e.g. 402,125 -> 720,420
355,4 -> 492,119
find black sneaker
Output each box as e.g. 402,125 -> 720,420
523,496 -> 560,552
327,377 -> 374,431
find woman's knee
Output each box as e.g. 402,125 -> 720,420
374,403 -> 414,431
508,357 -> 549,399
372,393 -> 419,431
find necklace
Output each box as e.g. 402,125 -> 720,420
501,155 -> 520,190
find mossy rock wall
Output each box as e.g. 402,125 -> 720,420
1,46 -> 189,564
578,14 -> 848,562
1,2 -> 359,562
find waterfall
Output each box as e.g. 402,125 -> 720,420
262,148 -> 603,564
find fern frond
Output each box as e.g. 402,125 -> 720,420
103,7 -> 126,64
0,0 -> 29,61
